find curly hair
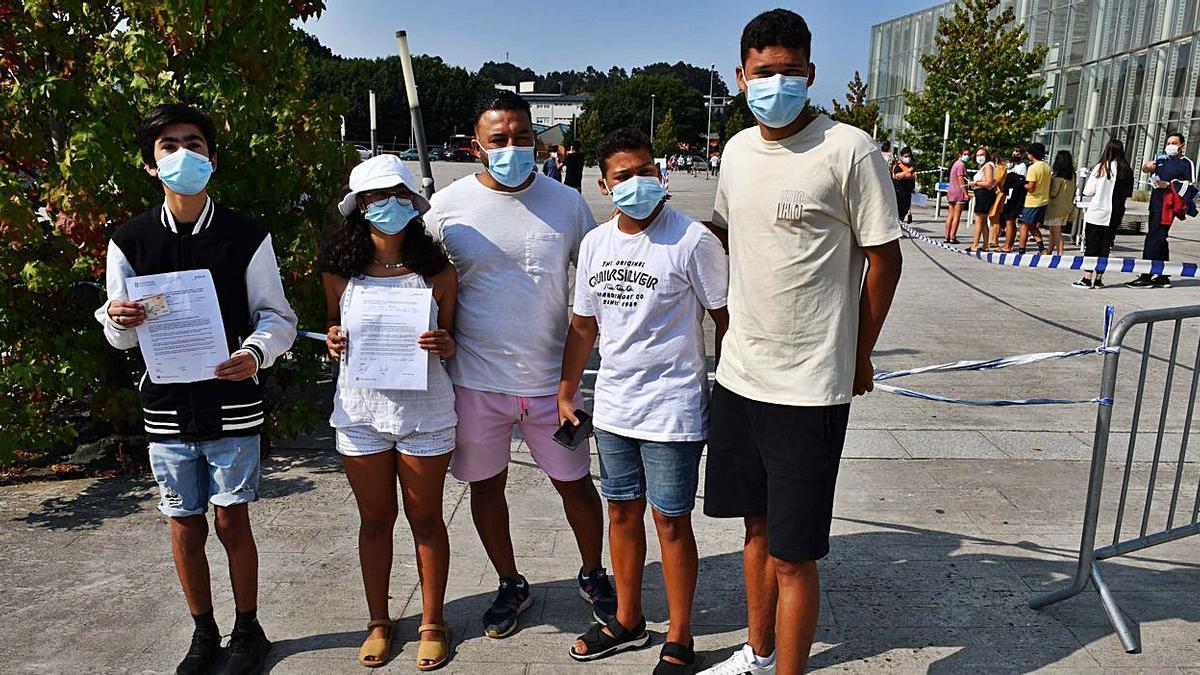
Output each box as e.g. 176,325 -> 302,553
320,209 -> 450,280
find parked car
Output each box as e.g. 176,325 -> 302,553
450,148 -> 475,162
428,147 -> 448,161
689,155 -> 709,172
353,144 -> 372,160
398,148 -> 420,160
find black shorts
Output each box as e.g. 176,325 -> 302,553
704,382 -> 850,561
973,188 -> 996,215
1001,197 -> 1024,221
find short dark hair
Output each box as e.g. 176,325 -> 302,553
741,9 -> 812,63
899,146 -> 913,156
136,104 -> 218,167
1166,130 -> 1186,144
881,140 -> 891,152
1028,142 -> 1046,160
569,141 -> 581,152
475,90 -> 531,129
597,127 -> 652,174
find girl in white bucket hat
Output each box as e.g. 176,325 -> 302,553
324,153 -> 456,670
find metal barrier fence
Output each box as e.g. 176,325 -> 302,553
1030,304 -> 1200,653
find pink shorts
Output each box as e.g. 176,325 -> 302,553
449,385 -> 590,483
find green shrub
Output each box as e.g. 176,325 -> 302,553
1,1 -> 346,465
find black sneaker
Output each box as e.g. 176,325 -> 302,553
1152,275 -> 1172,288
484,575 -> 532,638
177,628 -> 222,675
1072,279 -> 1092,289
224,623 -> 271,675
578,567 -> 618,625
1125,275 -> 1156,289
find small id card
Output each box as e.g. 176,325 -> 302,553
140,293 -> 170,319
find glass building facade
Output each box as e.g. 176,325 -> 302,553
868,0 -> 1200,167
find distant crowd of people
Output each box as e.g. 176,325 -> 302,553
882,130 -> 1197,289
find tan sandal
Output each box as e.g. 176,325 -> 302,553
357,618 -> 395,668
416,623 -> 450,671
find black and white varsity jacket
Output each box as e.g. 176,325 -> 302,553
95,198 -> 298,440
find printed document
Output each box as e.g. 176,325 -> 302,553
128,270 -> 230,384
343,286 -> 432,390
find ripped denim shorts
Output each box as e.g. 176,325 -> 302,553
149,435 -> 261,518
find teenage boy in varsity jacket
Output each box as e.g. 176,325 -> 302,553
95,104 -> 297,675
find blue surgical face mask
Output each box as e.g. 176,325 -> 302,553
609,175 -> 667,220
744,73 -> 810,129
364,196 -> 419,235
156,148 -> 213,195
481,144 -> 536,188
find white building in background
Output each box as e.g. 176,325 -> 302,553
522,93 -> 591,127
868,0 -> 1200,167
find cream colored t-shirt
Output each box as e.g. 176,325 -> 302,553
712,115 -> 901,406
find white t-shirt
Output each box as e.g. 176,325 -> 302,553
713,115 -> 901,406
429,173 -> 596,396
574,206 -> 728,442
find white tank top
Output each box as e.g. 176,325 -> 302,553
329,273 -> 457,435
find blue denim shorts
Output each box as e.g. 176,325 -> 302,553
149,435 -> 261,518
595,430 -> 704,517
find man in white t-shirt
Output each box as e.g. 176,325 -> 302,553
559,128 -> 728,669
699,10 -> 903,675
426,91 -> 613,639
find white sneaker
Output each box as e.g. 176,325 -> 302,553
698,643 -> 776,674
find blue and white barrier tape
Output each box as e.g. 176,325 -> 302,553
870,304 -> 1117,406
902,223 -> 1200,278
297,296 -> 1116,407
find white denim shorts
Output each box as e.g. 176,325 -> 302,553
335,424 -> 455,457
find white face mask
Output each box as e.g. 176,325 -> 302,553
1166,143 -> 1181,157
976,155 -> 987,165
961,154 -> 970,162
900,156 -> 912,165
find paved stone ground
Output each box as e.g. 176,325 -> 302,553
3,164 -> 1200,673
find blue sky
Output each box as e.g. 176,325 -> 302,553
301,0 -> 937,107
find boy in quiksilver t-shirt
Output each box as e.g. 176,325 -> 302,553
559,128 -> 729,671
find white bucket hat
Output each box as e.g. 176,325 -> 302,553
337,154 -> 431,217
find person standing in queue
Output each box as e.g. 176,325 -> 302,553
1127,131 -> 1196,288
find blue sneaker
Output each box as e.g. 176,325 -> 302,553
578,567 -> 618,624
484,575 -> 532,639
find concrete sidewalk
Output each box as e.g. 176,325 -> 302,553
3,439 -> 1200,673
3,166 -> 1200,673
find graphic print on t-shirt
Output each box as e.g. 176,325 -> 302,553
777,188 -> 807,221
588,259 -> 660,308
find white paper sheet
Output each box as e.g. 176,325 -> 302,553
343,286 -> 432,390
128,270 -> 230,384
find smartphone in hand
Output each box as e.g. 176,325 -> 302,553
552,410 -> 593,449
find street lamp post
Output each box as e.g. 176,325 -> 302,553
705,64 -> 715,159
650,94 -> 656,145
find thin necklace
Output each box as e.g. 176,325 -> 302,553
372,259 -> 406,270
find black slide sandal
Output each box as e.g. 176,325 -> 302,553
653,640 -> 696,674
569,617 -> 650,662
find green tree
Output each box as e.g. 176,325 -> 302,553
577,110 -> 603,166
652,109 -> 679,158
901,0 -> 1058,163
0,1 -> 344,464
632,62 -> 728,98
581,74 -> 705,152
722,93 -> 754,147
304,37 -> 495,149
831,71 -> 884,136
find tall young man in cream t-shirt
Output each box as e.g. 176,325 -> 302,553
699,10 -> 903,675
